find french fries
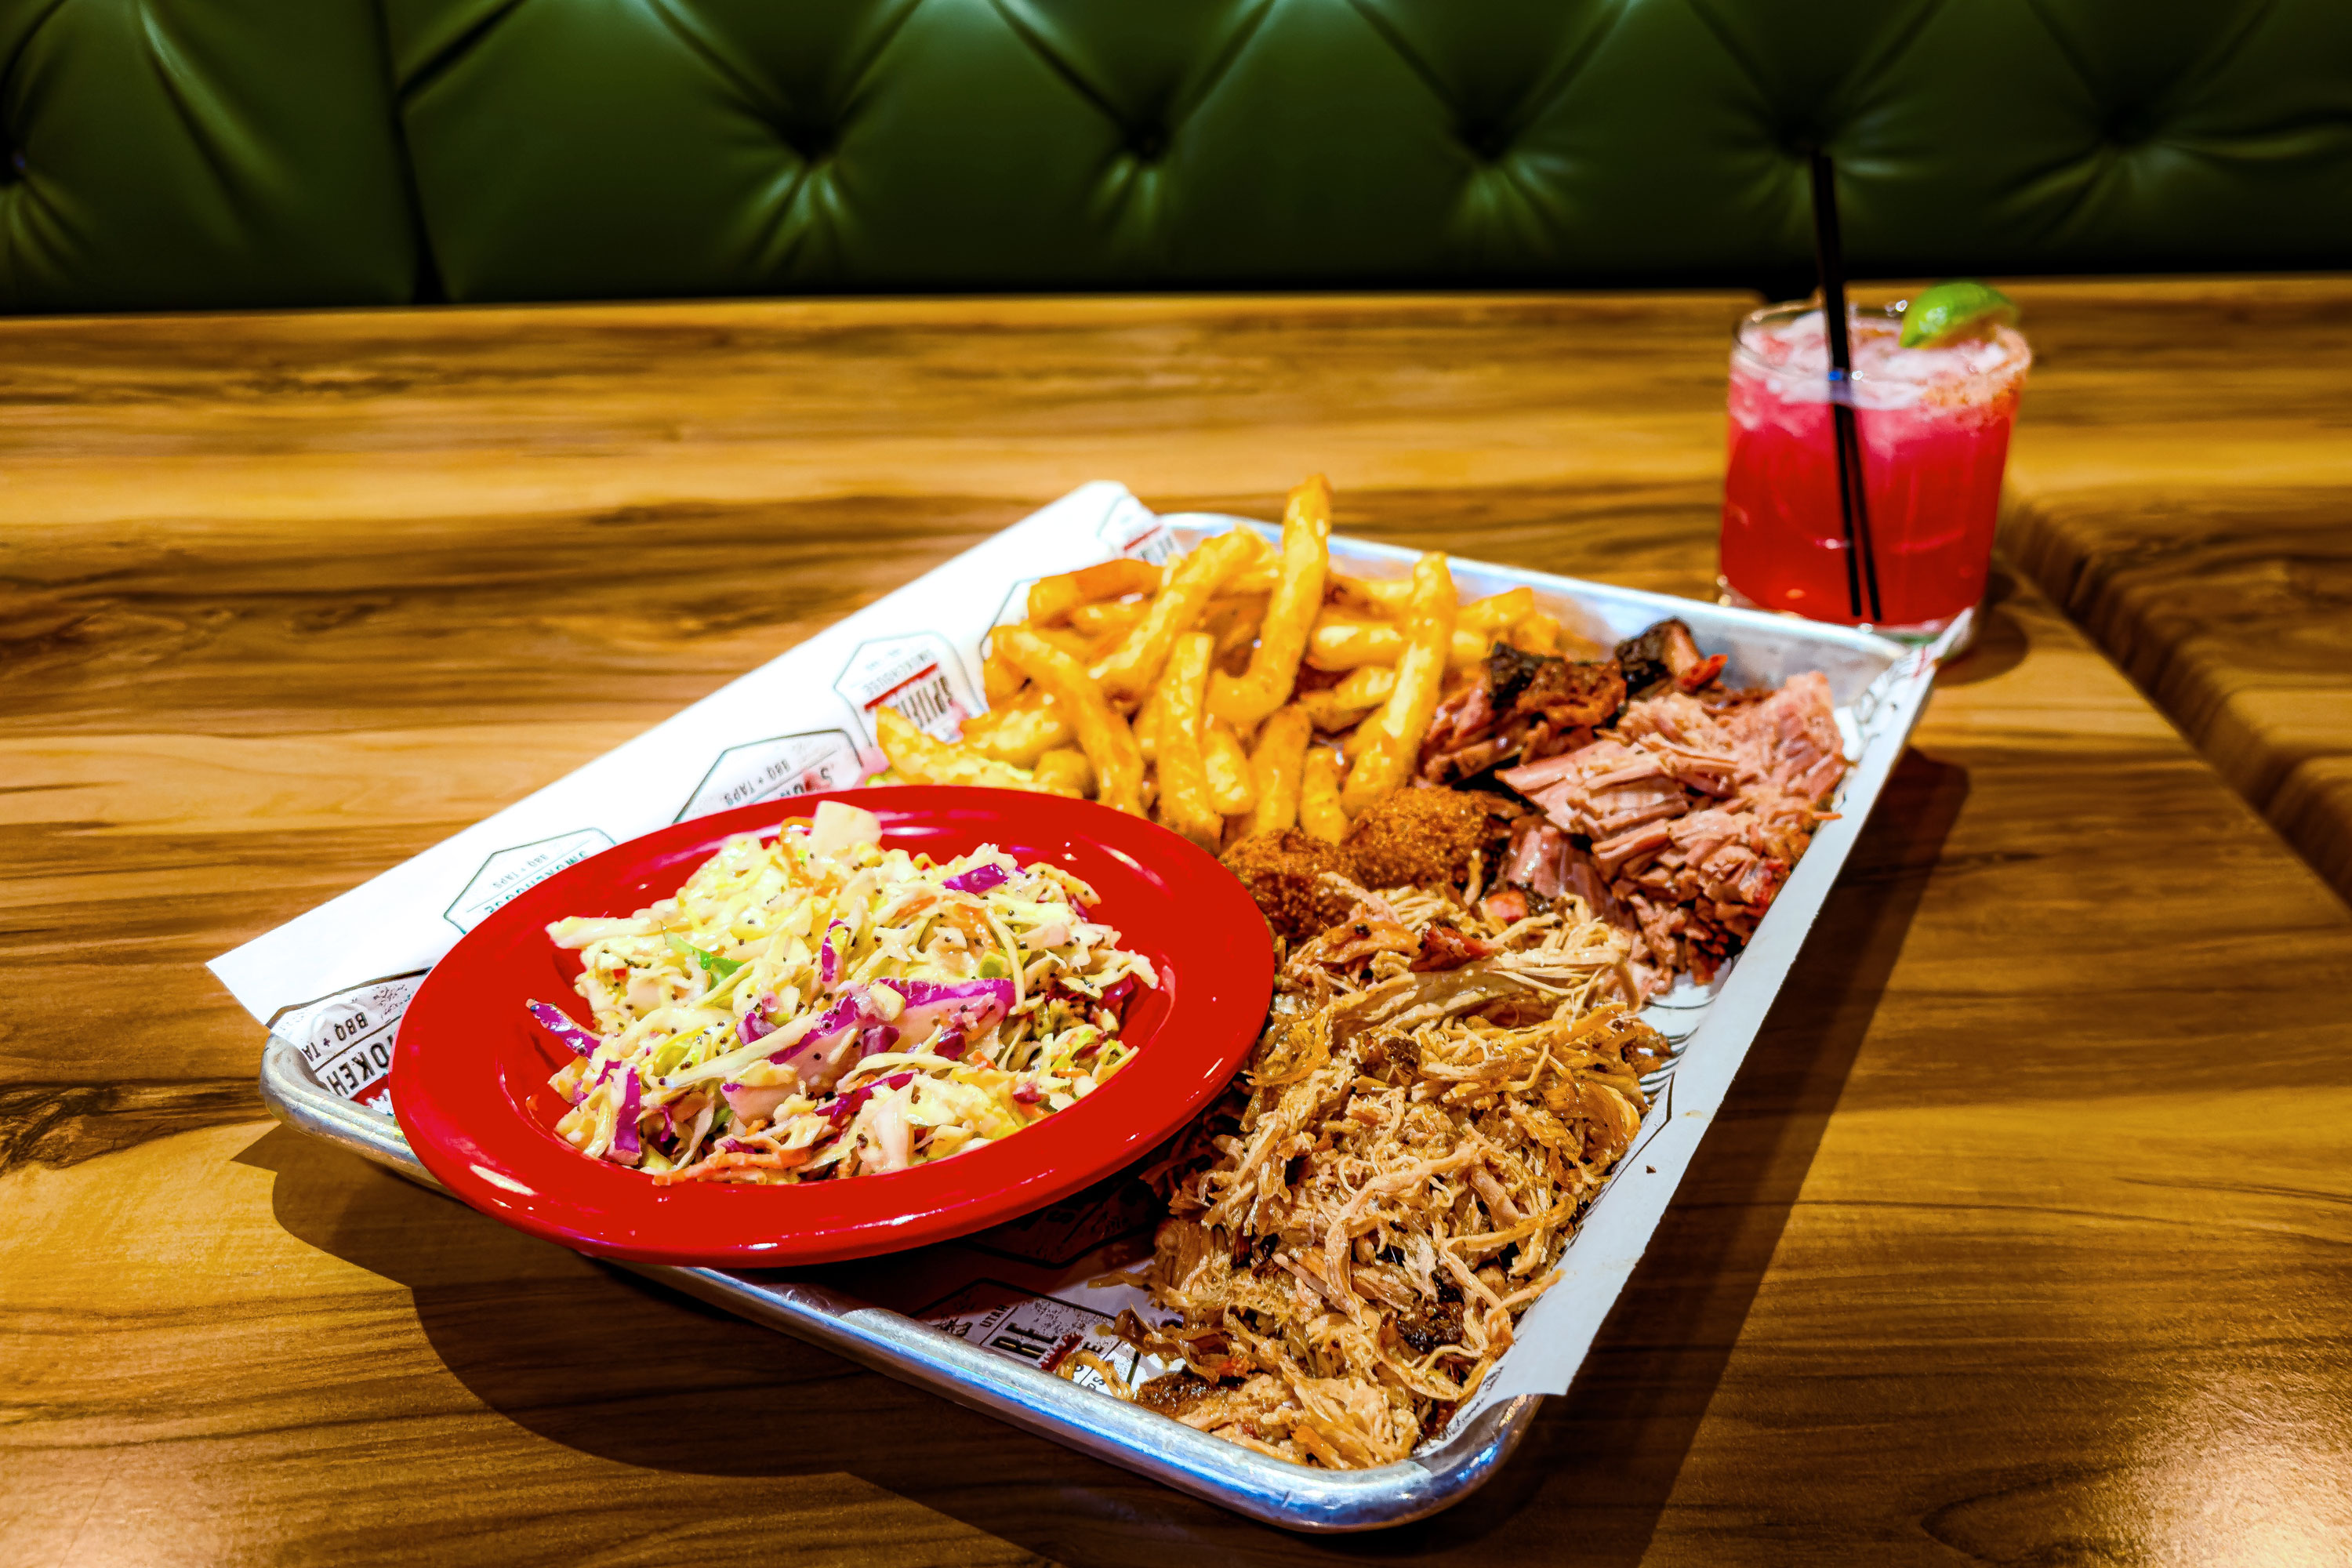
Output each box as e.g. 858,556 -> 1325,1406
958,691 -> 1074,766
875,477 -> 1565,858
1027,558 -> 1163,626
1152,633 -> 1221,851
1134,684 -> 1166,764
1506,611 -> 1563,655
1069,598 -> 1152,640
1093,528 -> 1262,700
876,708 -> 1076,795
1297,665 -> 1396,731
1328,572 -> 1414,617
1458,586 -> 1535,634
1325,581 -> 1524,637
982,646 -> 1027,707
1207,474 -> 1330,726
1341,552 -> 1455,815
992,624 -> 1145,815
1033,747 -> 1094,797
1202,720 -> 1258,815
1247,706 -> 1313,834
1305,612 -> 1486,672
1299,746 -> 1348,843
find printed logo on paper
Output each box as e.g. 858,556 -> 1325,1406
835,633 -> 977,744
269,971 -> 427,1110
443,827 -> 616,933
920,1280 -> 1156,1397
1097,499 -> 1178,565
676,728 -> 866,822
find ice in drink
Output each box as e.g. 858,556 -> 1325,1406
1719,302 -> 2030,638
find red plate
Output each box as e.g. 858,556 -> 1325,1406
390,787 -> 1273,1266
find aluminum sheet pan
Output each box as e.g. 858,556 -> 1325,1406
242,486 -> 1942,1530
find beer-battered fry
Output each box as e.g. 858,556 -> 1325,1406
1338,708 -> 1384,764
1134,684 -> 1166,765
993,625 -> 1146,815
1151,633 -> 1221,851
1033,747 -> 1095,797
1505,611 -> 1564,655
1225,558 -> 1280,596
960,691 -> 1074,766
1341,552 -> 1455,814
1201,593 -> 1270,668
1202,720 -> 1258,815
1297,665 -> 1396,731
1246,705 -> 1312,834
1093,528 -> 1261,700
1069,598 -> 1150,640
1208,475 -> 1330,726
1033,623 -> 1104,662
1458,586 -> 1536,634
1305,612 -> 1486,671
1298,746 -> 1348,843
1327,572 -> 1413,617
877,707 -> 1076,796
982,646 -> 1027,707
1027,558 -> 1163,626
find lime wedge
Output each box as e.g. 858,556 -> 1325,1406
1900,280 -> 2019,347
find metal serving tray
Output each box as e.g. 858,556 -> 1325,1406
245,493 -> 1941,1532
261,1038 -> 1544,1530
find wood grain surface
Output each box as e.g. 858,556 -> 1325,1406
5,289 -> 2351,1568
1991,277 -> 2352,905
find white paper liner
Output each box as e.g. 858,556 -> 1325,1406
212,481 -> 1937,1436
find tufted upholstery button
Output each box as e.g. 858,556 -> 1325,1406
1129,128 -> 1167,162
2105,106 -> 2154,147
1464,124 -> 1511,163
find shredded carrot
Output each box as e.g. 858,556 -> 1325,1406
655,1147 -> 810,1185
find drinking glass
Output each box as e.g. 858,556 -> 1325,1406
1718,300 -> 2031,642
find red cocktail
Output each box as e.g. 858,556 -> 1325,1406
1719,301 -> 2031,640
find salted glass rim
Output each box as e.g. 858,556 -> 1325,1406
1730,299 -> 2031,387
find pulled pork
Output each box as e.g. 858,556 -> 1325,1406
1416,618 -> 1850,996
1115,880 -> 1667,1468
1497,670 -> 1846,992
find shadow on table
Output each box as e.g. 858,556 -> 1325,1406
238,749 -> 1965,1566
1935,561 -> 2030,688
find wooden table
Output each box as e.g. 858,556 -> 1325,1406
6,289 -> 2350,1566
1994,277 -> 2352,902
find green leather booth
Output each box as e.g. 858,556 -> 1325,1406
4,0 -> 2347,312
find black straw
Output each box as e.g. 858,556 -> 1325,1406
1807,151 -> 1883,624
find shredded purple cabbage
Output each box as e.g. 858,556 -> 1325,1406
526,999 -> 601,1057
824,1069 -> 917,1126
817,921 -> 846,984
890,978 -> 1015,1049
942,862 -> 1011,895
737,1004 -> 775,1047
612,1070 -> 643,1160
773,988 -> 869,1064
860,1024 -> 901,1054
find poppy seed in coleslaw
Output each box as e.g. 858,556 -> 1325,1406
528,800 -> 1157,1183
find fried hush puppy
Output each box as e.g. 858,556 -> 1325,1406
1221,789 -> 1518,938
1218,829 -> 1358,940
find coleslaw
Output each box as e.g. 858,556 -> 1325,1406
529,800 -> 1157,1183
